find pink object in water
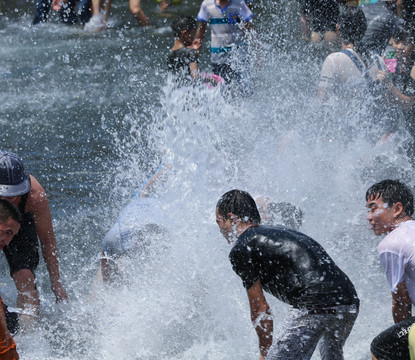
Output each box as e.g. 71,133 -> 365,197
384,58 -> 397,73
200,73 -> 224,88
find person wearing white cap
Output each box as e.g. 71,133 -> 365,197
0,152 -> 68,321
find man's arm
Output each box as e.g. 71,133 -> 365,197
196,21 -> 207,44
29,177 -> 68,302
396,0 -> 402,17
317,55 -> 336,101
392,281 -> 412,323
247,280 -> 273,359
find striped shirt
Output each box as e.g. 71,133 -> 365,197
197,0 -> 253,64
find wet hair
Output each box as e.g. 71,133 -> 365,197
338,7 -> 367,45
393,23 -> 414,45
171,16 -> 197,38
0,199 -> 22,224
217,189 -> 261,224
266,202 -> 303,230
366,180 -> 414,216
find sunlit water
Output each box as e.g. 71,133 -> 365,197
0,1 -> 414,359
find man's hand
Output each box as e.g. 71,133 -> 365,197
192,38 -> 202,50
52,282 -> 68,303
376,70 -> 387,82
52,0 -> 68,11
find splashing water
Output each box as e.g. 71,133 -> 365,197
1,1 -> 414,359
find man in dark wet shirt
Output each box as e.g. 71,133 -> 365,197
167,16 -> 199,79
215,189 -> 359,360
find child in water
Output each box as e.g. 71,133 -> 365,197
195,0 -> 255,84
167,16 -> 200,79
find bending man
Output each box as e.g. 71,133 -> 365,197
0,152 -> 67,320
215,189 -> 359,359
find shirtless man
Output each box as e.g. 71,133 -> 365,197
0,152 -> 67,319
215,189 -> 359,360
0,199 -> 21,360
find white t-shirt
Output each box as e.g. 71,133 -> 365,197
197,0 -> 253,64
102,197 -> 166,258
319,48 -> 386,97
378,220 -> 415,305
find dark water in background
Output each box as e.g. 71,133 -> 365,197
0,1 -> 414,359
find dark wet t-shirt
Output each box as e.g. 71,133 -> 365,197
167,47 -> 198,76
229,225 -> 358,309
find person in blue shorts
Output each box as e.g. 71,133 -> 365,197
215,189 -> 359,360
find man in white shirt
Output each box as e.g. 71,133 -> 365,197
366,179 -> 415,360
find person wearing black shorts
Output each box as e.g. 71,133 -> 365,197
0,152 -> 68,321
215,189 -> 359,360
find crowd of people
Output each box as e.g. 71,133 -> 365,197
3,150 -> 415,359
2,0 -> 415,359
164,0 -> 415,140
30,0 -> 415,111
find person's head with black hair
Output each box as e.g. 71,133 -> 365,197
392,22 -> 415,65
393,22 -> 414,44
216,190 -> 260,243
0,199 -> 21,250
338,7 -> 367,46
217,189 -> 261,224
366,180 -> 414,235
171,15 -> 197,46
0,199 -> 21,224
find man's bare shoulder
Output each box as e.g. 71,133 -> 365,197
26,175 -> 49,210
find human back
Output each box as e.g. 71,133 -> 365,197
318,6 -> 385,100
230,224 -> 358,309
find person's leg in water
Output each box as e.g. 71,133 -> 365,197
59,0 -> 78,24
129,0 -> 150,26
12,269 -> 40,330
77,0 -> 92,25
318,307 -> 358,360
33,0 -> 52,24
212,63 -> 239,84
267,311 -> 328,360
